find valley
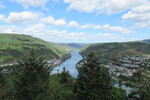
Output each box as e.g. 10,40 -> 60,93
0,34 -> 150,100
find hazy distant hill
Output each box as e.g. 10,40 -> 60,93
143,39 -> 150,43
0,34 -> 70,63
80,42 -> 150,60
60,43 -> 89,48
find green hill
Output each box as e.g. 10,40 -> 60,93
80,42 -> 150,60
0,34 -> 71,64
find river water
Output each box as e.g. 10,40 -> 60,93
52,50 -> 132,94
52,50 -> 82,78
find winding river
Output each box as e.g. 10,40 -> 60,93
52,50 -> 132,94
52,50 -> 82,78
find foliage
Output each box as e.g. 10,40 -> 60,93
110,86 -> 127,100
49,74 -> 75,100
0,65 -> 17,100
75,52 -> 112,100
13,50 -> 51,100
0,50 -> 131,100
59,67 -> 75,87
0,69 -> 7,99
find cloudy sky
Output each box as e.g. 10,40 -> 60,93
0,0 -> 150,43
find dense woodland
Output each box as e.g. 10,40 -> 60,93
0,50 -> 150,100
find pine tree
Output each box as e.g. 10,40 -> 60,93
0,69 -> 7,99
59,67 -> 74,87
14,50 -> 51,100
59,67 -> 69,84
75,52 -> 112,100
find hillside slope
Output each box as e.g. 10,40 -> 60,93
80,42 -> 150,60
0,34 -> 70,63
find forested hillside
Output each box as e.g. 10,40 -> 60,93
0,34 -> 70,63
80,42 -> 150,59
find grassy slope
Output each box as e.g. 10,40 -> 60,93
80,42 -> 150,60
0,34 -> 71,63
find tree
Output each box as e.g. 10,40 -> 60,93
110,86 -> 127,100
0,66 -> 16,100
59,67 -> 74,87
75,52 -> 112,100
0,69 -> 7,99
14,50 -> 51,100
128,59 -> 150,100
49,74 -> 75,100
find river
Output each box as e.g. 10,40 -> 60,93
51,50 -> 82,78
52,50 -> 133,94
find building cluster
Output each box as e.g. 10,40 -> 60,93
47,58 -> 62,66
106,56 -> 149,77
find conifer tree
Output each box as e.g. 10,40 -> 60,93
59,67 -> 70,84
59,67 -> 74,86
0,69 -> 6,99
14,50 -> 51,100
75,52 -> 112,100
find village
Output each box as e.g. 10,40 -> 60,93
106,56 -> 149,77
47,58 -> 62,66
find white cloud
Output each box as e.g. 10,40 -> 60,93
97,33 -> 120,39
80,23 -> 133,34
64,0 -> 149,14
0,25 -> 21,33
53,19 -> 67,26
43,30 -> 85,40
94,25 -> 101,29
122,3 -> 150,28
64,0 -> 100,13
0,11 -> 41,24
0,24 -> 122,43
80,24 -> 101,29
0,11 -> 133,34
11,0 -> 48,8
41,16 -> 67,26
23,24 -> 45,34
102,24 -> 133,34
68,21 -> 79,27
41,16 -> 54,25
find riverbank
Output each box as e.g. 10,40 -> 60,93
0,52 -> 71,70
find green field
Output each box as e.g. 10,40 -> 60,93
0,34 -> 71,63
